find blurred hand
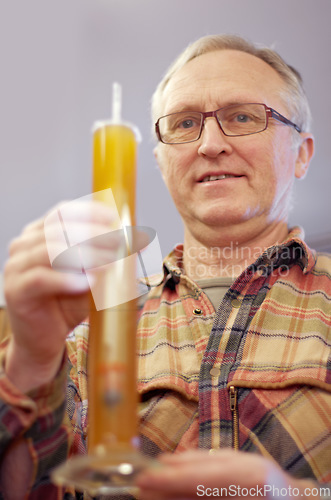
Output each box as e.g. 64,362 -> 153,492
3,199 -> 147,392
136,449 -> 315,499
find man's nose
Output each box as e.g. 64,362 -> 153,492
198,117 -> 233,158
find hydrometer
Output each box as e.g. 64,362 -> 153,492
53,83 -> 149,496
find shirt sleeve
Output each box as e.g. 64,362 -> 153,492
0,340 -> 71,496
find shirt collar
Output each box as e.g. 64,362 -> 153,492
261,226 -> 316,274
159,226 -> 316,286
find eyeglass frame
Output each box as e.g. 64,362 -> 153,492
155,103 -> 302,144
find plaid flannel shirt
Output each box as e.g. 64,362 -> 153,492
0,228 -> 330,499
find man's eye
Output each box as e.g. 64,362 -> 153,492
179,119 -> 195,129
235,114 -> 251,123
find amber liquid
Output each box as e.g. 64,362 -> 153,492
88,123 -> 138,455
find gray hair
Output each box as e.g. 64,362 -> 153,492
151,34 -> 312,138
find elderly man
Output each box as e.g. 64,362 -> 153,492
1,35 -> 330,499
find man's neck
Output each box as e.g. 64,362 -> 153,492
182,222 -> 289,280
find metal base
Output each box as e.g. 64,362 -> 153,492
51,451 -> 152,496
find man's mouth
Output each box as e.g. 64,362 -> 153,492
199,174 -> 239,182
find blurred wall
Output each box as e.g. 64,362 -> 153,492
1,0 -> 330,277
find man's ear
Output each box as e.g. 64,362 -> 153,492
295,133 -> 315,179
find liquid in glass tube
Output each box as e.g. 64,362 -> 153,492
89,119 -> 138,457
51,84 -> 148,494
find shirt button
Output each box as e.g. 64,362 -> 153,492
231,299 -> 241,308
209,367 -> 221,377
193,308 -> 203,316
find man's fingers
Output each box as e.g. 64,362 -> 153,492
5,267 -> 92,307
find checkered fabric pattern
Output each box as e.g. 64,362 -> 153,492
0,228 -> 330,499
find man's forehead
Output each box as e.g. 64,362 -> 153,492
161,50 -> 286,113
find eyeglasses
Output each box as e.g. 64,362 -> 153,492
155,103 -> 301,144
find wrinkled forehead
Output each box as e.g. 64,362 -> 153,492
159,50 -> 288,116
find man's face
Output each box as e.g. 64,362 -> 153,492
154,50 -> 309,245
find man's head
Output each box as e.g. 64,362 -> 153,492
152,34 -> 311,138
152,35 -> 314,248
